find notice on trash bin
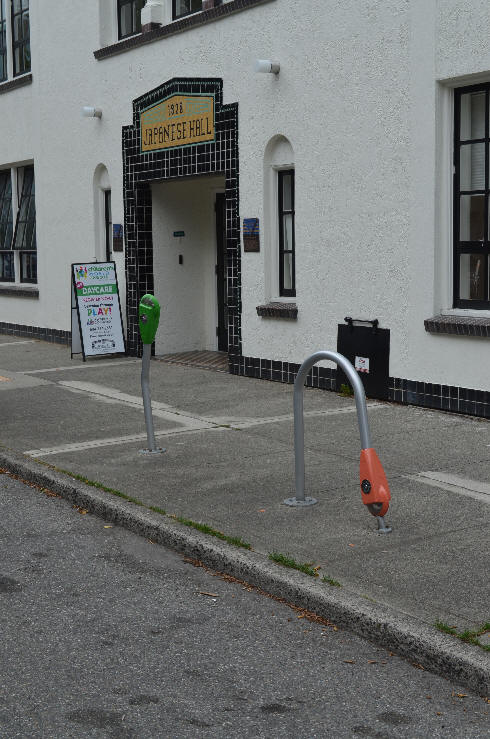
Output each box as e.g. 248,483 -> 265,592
71,262 -> 126,359
355,356 -> 370,373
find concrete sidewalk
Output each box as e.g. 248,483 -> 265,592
0,336 -> 488,692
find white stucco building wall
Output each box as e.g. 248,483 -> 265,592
2,0 -> 490,409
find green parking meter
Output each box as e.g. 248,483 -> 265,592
138,294 -> 165,455
139,294 -> 160,345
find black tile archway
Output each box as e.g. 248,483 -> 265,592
122,78 -> 240,362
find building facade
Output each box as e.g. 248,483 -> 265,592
2,0 -> 490,416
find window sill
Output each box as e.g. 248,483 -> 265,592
94,0 -> 275,59
256,302 -> 297,319
0,284 -> 39,298
0,73 -> 32,95
424,314 -> 490,338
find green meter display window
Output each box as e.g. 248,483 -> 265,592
138,294 -> 160,344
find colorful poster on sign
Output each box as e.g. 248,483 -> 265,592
72,262 -> 125,358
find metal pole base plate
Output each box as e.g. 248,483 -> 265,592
138,447 -> 166,456
376,516 -> 392,534
283,496 -> 318,507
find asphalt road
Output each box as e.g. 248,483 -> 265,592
0,470 -> 488,738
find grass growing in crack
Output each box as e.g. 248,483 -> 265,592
339,383 -> 354,397
173,516 -> 251,550
322,575 -> 341,587
268,552 -> 319,578
148,505 -> 166,515
435,620 -> 490,651
56,468 -> 145,506
35,462 -> 251,550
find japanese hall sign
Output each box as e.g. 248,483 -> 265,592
140,94 -> 215,152
71,262 -> 125,359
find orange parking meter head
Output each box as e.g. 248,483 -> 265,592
359,448 -> 391,517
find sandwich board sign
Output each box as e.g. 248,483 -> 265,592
71,262 -> 126,360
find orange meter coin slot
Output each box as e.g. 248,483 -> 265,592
359,448 -> 391,517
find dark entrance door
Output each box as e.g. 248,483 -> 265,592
215,193 -> 228,351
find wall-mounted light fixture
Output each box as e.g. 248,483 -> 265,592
255,59 -> 280,75
81,106 -> 102,118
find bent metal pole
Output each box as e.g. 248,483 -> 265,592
141,342 -> 157,451
286,351 -> 371,507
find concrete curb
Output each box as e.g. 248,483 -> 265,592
1,447 -> 488,697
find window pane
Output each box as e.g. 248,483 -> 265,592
0,0 -> 6,83
13,166 -> 36,251
283,253 -> 293,290
24,213 -> 35,249
460,91 -> 486,141
460,143 -> 485,190
22,41 -> 30,71
460,194 -> 484,241
135,0 -> 145,30
282,174 -> 292,210
20,251 -> 36,282
175,0 -> 202,17
13,13 -> 22,40
120,5 -> 132,37
14,45 -> 20,73
0,172 -> 12,249
12,0 -> 22,14
459,254 -> 486,300
22,11 -> 29,39
0,252 -> 14,280
283,213 -> 293,252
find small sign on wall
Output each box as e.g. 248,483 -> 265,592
355,356 -> 370,373
112,224 -> 124,252
243,218 -> 260,252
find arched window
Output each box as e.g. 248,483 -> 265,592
264,135 -> 295,298
93,165 -> 111,262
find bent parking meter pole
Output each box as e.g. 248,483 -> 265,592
138,294 -> 165,456
286,350 -> 391,532
141,343 -> 158,451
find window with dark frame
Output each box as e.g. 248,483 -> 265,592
12,165 -> 36,283
104,190 -> 112,262
278,169 -> 295,297
0,0 -> 7,82
11,0 -> 30,77
172,0 -> 203,20
453,83 -> 490,308
0,170 -> 14,281
117,0 -> 145,39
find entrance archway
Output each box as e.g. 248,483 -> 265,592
122,78 -> 240,364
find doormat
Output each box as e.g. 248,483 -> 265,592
156,351 -> 229,372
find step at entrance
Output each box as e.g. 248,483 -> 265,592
156,350 -> 228,372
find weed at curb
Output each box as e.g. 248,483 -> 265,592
148,505 -> 166,515
31,461 -> 251,551
268,552 -> 319,578
435,620 -> 490,652
322,575 -> 341,587
172,516 -> 251,550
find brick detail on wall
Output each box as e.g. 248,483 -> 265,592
0,323 -> 71,345
0,73 -> 32,95
94,0 -> 275,60
425,313 -> 490,338
123,78 -> 239,357
256,302 -> 298,319
229,355 -> 490,419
